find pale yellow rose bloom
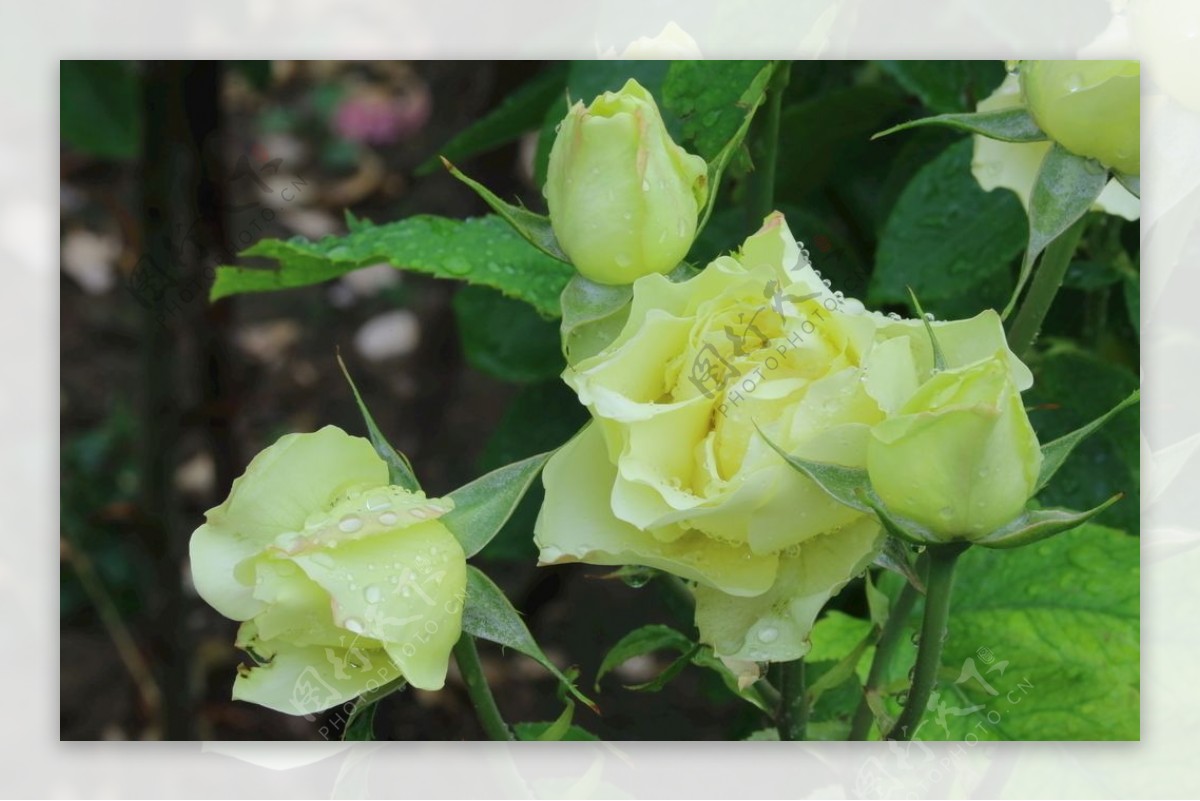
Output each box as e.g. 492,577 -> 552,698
190,426 -> 466,715
536,213 -> 1024,661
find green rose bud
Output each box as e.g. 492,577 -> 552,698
1021,60 -> 1140,175
189,426 -> 467,715
544,78 -> 708,285
867,352 -> 1042,541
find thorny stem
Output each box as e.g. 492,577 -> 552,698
848,578 -> 920,740
886,544 -> 967,741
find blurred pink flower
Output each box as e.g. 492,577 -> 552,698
333,85 -> 431,146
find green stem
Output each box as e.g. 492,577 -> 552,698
1007,217 -> 1088,359
886,544 -> 967,741
747,62 -> 790,229
849,578 -> 920,740
777,659 -> 808,740
453,633 -> 513,741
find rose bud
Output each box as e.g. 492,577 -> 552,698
544,78 -> 708,285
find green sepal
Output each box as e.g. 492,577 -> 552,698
442,452 -> 551,557
873,107 -> 1048,143
441,157 -> 570,264
460,565 -> 596,711
336,353 -> 421,492
971,494 -> 1123,549
1003,144 -> 1111,318
1036,389 -> 1140,494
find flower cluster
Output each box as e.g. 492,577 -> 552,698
535,211 -> 1039,662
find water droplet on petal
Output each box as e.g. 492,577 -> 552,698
344,617 -> 365,634
338,515 -> 363,533
757,626 -> 780,644
364,584 -> 383,604
378,512 -> 399,526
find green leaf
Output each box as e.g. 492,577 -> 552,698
1003,145 -> 1112,318
971,494 -> 1123,549
917,523 -> 1138,740
418,63 -> 568,175
1027,348 -> 1140,532
560,274 -> 633,366
513,717 -> 600,742
341,676 -> 406,741
870,139 -> 1027,319
461,566 -> 595,710
628,646 -> 701,692
1037,389 -> 1140,494
595,624 -> 694,690
211,215 -> 573,319
865,572 -> 890,629
441,159 -> 570,264
693,61 -> 779,233
442,452 -> 552,558
61,61 -> 141,160
689,648 -> 773,714
873,107 -> 1048,143
336,354 -> 421,492
342,700 -> 378,741
777,84 -> 908,203
661,60 -> 772,162
806,630 -> 874,707
876,60 -> 1006,114
452,285 -> 564,383
1123,271 -> 1140,331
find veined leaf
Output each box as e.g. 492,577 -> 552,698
211,215 -> 572,318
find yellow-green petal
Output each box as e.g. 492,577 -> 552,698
535,424 -> 778,596
290,522 -> 466,691
232,621 -> 402,715
693,517 -> 883,662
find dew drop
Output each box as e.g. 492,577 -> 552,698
757,626 -> 780,644
344,617 -> 365,634
365,493 -> 392,512
378,512 -> 399,526
338,515 -> 363,533
364,584 -> 383,604
409,507 -> 428,520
